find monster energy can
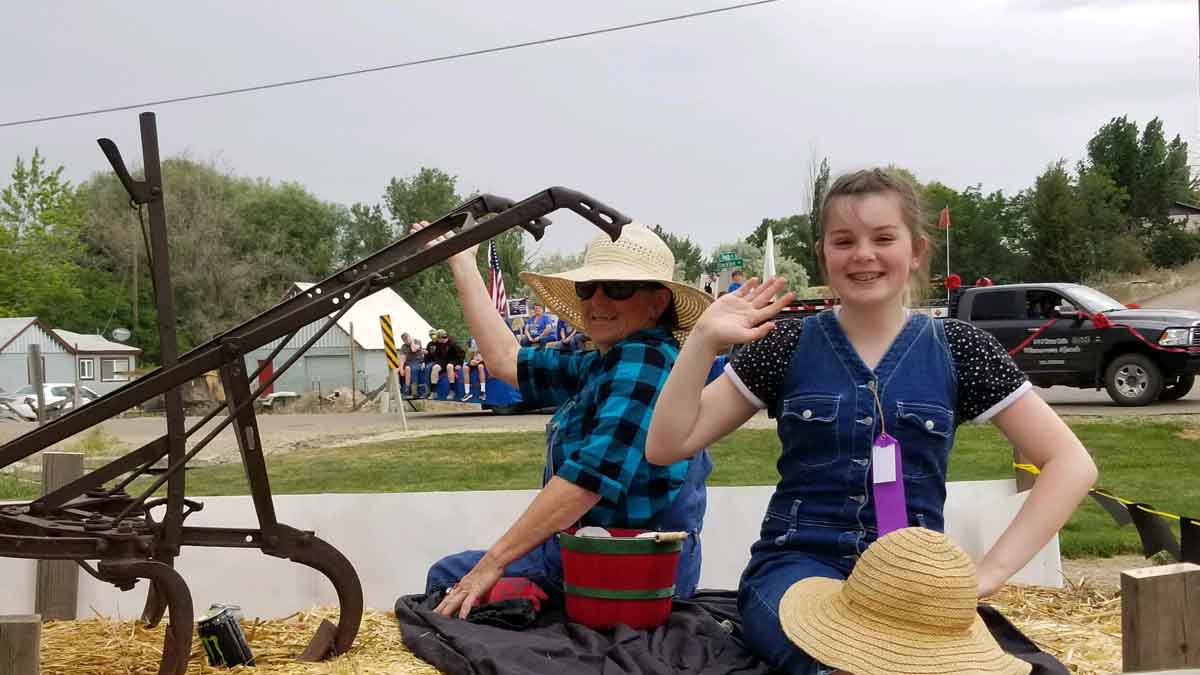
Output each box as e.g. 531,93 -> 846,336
197,605 -> 254,667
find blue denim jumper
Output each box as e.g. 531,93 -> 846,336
738,310 -> 957,674
425,400 -> 712,600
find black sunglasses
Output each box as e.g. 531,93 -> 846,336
574,281 -> 662,301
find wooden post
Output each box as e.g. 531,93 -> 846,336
27,345 -> 45,425
349,322 -> 357,409
71,343 -> 81,409
0,615 -> 40,675
34,453 -> 83,621
1121,562 -> 1200,672
1013,448 -> 1035,493
70,343 -> 81,408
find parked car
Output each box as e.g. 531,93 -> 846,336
0,383 -> 101,420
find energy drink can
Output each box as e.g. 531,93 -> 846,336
197,605 -> 255,667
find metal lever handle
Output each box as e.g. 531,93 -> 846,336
96,138 -> 149,204
475,194 -> 551,240
547,186 -> 630,240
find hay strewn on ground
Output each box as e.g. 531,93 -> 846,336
41,583 -> 1122,675
990,582 -> 1121,675
41,608 -> 439,675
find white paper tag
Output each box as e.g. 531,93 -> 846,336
872,441 -> 897,484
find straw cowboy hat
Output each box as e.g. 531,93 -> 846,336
779,528 -> 1031,675
519,223 -> 712,336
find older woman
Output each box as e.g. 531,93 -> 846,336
414,221 -> 712,619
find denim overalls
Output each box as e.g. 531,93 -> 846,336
738,310 -> 957,674
425,401 -> 712,600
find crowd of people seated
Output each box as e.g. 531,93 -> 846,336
398,311 -> 590,401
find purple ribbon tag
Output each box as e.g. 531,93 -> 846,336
871,432 -> 908,537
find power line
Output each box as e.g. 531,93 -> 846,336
1,1 -> 778,129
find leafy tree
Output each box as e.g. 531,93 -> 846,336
1075,167 -> 1138,272
1024,162 -> 1130,281
1025,162 -> 1087,281
1085,115 -> 1193,224
748,214 -> 811,279
1148,221 -> 1200,267
78,157 -> 277,356
336,203 -> 393,265
708,240 -> 808,293
237,180 -> 342,281
0,150 -> 87,329
384,168 -> 461,231
650,224 -> 704,282
923,182 -> 1029,284
382,167 -> 531,342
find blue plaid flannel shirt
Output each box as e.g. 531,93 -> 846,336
517,327 -> 690,527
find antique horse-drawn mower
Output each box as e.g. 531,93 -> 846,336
0,112 -> 631,674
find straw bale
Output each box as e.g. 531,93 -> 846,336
38,582 -> 1124,675
40,608 -> 440,675
990,581 -> 1122,675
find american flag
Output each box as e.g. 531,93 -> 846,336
488,239 -> 507,317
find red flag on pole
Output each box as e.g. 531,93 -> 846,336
936,206 -> 951,229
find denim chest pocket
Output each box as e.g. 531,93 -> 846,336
894,401 -> 953,480
778,394 -> 841,468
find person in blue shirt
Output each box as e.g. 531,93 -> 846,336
521,303 -> 556,347
726,269 -> 746,293
546,316 -> 587,351
410,220 -> 713,619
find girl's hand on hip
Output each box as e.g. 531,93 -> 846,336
691,277 -> 795,352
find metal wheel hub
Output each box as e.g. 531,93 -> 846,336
1114,364 -> 1149,399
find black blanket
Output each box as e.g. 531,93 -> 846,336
395,591 -> 1068,675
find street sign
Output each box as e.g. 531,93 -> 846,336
380,314 -> 399,370
718,251 -> 739,263
717,257 -> 744,270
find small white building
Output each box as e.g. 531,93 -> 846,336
54,329 -> 142,393
0,318 -> 141,395
243,283 -> 434,396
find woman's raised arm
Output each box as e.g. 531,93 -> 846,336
412,221 -> 520,385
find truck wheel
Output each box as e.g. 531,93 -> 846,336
1104,354 -> 1163,406
1159,374 -> 1195,401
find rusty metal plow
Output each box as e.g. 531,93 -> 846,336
0,112 -> 631,675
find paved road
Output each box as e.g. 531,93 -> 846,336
0,409 -> 558,466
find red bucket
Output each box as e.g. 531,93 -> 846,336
558,528 -> 683,630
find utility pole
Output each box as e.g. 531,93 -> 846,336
132,224 -> 138,332
1194,0 -> 1200,172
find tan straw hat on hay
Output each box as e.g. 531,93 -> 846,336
519,223 -> 712,336
779,527 -> 1031,675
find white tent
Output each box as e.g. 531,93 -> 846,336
292,282 -> 434,349
762,225 -> 777,280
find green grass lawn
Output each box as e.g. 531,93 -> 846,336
2,420 -> 1194,558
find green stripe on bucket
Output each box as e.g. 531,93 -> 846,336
559,534 -> 683,555
564,583 -> 676,600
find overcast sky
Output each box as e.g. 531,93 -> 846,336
2,0 -> 1197,258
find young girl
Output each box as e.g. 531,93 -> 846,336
646,168 -> 1097,674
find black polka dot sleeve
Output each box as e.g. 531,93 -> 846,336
944,319 -> 1031,423
726,319 -> 804,415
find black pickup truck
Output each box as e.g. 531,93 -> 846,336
779,283 -> 1200,406
949,283 -> 1200,406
